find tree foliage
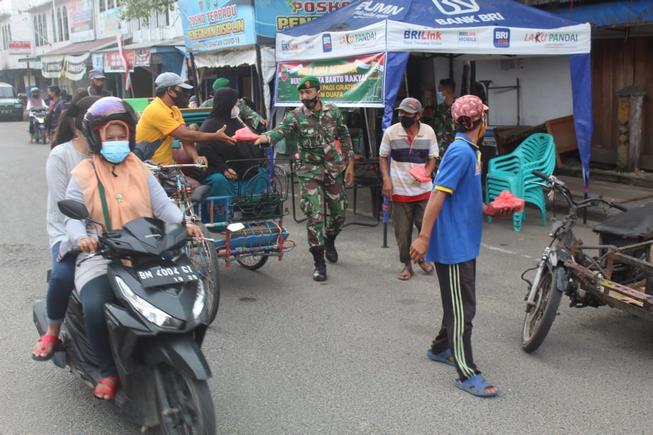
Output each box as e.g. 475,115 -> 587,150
118,0 -> 176,24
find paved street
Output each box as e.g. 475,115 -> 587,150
1,120 -> 652,434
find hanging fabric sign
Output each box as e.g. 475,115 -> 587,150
275,52 -> 386,108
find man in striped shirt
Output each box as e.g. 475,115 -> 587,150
380,97 -> 439,280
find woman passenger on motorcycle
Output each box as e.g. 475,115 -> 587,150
31,94 -> 100,361
64,97 -> 204,400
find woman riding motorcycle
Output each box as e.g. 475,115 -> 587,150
31,94 -> 100,361
63,97 -> 203,399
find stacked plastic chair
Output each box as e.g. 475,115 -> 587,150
485,133 -> 556,232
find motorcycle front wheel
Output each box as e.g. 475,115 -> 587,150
521,265 -> 564,353
155,364 -> 216,435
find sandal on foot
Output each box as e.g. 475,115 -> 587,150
426,349 -> 456,367
31,335 -> 61,361
417,260 -> 434,274
93,375 -> 119,400
454,374 -> 499,398
397,266 -> 414,281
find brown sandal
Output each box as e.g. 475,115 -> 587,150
417,260 -> 434,275
397,265 -> 414,281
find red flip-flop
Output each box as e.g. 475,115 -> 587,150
93,375 -> 119,400
31,335 -> 61,361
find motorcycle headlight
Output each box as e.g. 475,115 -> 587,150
115,276 -> 183,328
192,280 -> 206,319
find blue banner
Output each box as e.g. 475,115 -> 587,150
255,0 -> 353,38
179,0 -> 256,53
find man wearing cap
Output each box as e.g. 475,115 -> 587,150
87,69 -> 112,97
410,95 -> 517,398
379,97 -> 438,280
200,77 -> 268,132
135,72 -> 234,165
255,76 -> 354,282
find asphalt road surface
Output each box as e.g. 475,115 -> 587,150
1,120 -> 651,434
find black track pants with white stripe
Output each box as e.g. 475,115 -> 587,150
430,260 -> 480,381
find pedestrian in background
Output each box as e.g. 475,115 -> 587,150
379,97 -> 438,280
411,95 -> 514,398
432,78 -> 456,154
256,76 -> 354,282
87,69 -> 111,97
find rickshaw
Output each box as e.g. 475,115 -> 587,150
521,171 -> 653,353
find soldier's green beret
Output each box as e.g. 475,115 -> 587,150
297,76 -> 320,91
212,77 -> 230,91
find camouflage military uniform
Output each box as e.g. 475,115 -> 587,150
432,101 -> 455,152
267,103 -> 353,248
200,98 -> 264,130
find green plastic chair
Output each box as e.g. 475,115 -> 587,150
485,133 -> 556,231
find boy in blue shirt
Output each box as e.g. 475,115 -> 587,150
410,95 -> 516,398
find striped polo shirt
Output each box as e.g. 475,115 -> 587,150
379,122 -> 439,202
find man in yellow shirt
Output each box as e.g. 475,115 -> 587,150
135,72 -> 234,165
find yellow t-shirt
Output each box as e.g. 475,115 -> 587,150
135,97 -> 184,165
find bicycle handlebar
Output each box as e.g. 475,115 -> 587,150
531,170 -> 627,213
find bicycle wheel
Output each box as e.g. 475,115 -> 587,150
521,265 -> 564,353
236,255 -> 269,271
185,225 -> 220,324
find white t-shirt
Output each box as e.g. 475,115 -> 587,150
379,122 -> 439,201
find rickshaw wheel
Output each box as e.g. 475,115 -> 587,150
236,255 -> 269,271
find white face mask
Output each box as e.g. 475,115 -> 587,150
230,105 -> 240,119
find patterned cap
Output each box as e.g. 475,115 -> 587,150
451,95 -> 488,124
297,76 -> 320,91
396,97 -> 423,114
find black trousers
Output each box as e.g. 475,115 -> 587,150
430,260 -> 480,381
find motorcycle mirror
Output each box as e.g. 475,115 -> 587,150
227,222 -> 245,233
58,199 -> 90,220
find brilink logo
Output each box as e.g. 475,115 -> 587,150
493,27 -> 510,48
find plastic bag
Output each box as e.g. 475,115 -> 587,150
409,165 -> 432,183
234,127 -> 260,142
486,190 -> 525,216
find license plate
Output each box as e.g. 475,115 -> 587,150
137,264 -> 199,288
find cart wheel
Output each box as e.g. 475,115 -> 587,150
236,255 -> 269,271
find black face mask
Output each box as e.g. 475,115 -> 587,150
301,97 -> 318,110
170,90 -> 189,108
399,115 -> 416,129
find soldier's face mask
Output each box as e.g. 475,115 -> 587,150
300,88 -> 319,110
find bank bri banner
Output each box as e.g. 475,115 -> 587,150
255,1 -> 352,38
275,52 -> 385,108
179,0 -> 256,53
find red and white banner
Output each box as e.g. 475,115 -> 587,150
103,49 -> 151,73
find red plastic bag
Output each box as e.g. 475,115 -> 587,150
409,165 -> 432,183
233,127 -> 259,142
486,190 -> 525,216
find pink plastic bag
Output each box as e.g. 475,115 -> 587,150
233,127 -> 259,142
409,165 -> 432,183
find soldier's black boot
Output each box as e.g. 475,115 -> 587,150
325,234 -> 338,264
310,246 -> 327,281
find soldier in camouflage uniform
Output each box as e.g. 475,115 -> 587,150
201,77 -> 268,132
432,78 -> 456,154
256,76 -> 354,281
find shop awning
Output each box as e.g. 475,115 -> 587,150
552,0 -> 653,28
40,37 -> 116,60
194,46 -> 258,68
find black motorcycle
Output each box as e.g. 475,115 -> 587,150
33,199 -> 218,434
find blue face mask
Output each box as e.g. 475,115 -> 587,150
436,91 -> 445,105
100,140 -> 130,164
